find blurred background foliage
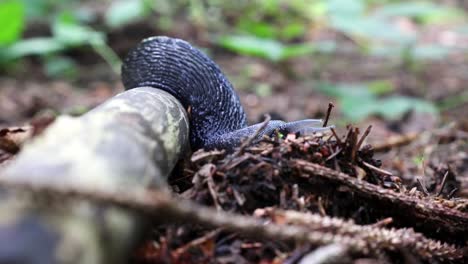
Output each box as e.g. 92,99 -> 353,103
0,0 -> 467,123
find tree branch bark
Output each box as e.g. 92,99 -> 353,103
0,87 -> 189,264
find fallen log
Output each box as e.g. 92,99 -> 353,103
0,87 -> 189,264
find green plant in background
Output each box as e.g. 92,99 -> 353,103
0,0 -> 121,78
216,0 -> 330,62
0,0 -> 181,78
105,0 -> 152,28
218,35 -> 336,62
0,0 -> 24,46
215,0 -> 464,64
317,81 -> 438,122
211,0 -> 465,119
1,0 -> 467,85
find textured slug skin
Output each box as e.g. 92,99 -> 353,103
121,36 -> 247,150
122,36 -> 333,150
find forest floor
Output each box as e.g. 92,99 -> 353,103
0,17 -> 467,263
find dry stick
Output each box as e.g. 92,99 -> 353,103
356,125 -> 372,151
361,161 -> 393,176
172,229 -> 222,258
436,170 -> 450,197
447,188 -> 459,200
330,128 -> 342,145
323,103 -> 334,128
206,171 -> 222,211
371,217 -> 393,228
343,126 -> 353,146
325,147 -> 342,162
416,178 -> 430,196
0,178 -> 463,261
298,244 -> 349,264
350,127 -> 360,164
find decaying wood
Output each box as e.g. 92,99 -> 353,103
0,87 -> 189,264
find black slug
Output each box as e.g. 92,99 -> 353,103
122,36 -> 330,150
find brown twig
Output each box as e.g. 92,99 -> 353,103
323,102 -> 334,128
350,127 -> 359,164
356,125 -> 372,152
326,147 -> 342,161
436,170 -> 450,197
362,161 -> 393,176
371,217 -> 393,228
299,244 -> 349,264
343,126 -> 353,146
206,171 -> 221,211
447,188 -> 458,200
330,128 -> 342,145
416,178 -> 430,196
172,229 -> 221,258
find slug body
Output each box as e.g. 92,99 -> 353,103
122,36 -> 329,150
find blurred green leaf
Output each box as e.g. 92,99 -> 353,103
280,23 -> 306,40
317,82 -> 437,121
0,38 -> 65,62
21,0 -> 72,19
331,15 -> 414,43
299,1 -> 327,20
326,0 -> 365,18
317,83 -> 378,99
53,12 -> 121,73
217,35 -> 335,61
260,0 -> 280,14
0,0 -> 25,45
237,20 -> 306,40
218,35 -> 284,61
105,0 -> 149,28
367,80 -> 395,95
375,96 -> 437,118
53,13 -> 105,47
341,95 -> 437,121
325,0 -> 416,43
21,0 -> 48,18
281,41 -> 336,59
340,97 -> 377,121
237,21 -> 277,38
43,55 -> 78,79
